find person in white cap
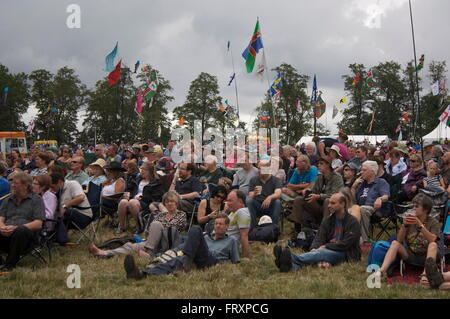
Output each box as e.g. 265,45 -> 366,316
328,145 -> 343,171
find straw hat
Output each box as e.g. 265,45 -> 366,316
330,145 -> 342,158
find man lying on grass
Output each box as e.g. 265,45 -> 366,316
274,192 -> 361,272
124,212 -> 240,279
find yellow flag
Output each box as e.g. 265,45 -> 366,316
338,96 -> 347,104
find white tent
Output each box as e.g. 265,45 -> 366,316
422,122 -> 449,142
296,135 -> 389,147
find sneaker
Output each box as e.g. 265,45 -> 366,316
273,245 -> 282,269
124,255 -> 144,280
279,247 -> 292,273
425,257 -> 444,289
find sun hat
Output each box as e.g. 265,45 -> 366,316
329,145 -> 342,158
258,215 -> 273,225
103,161 -> 126,171
89,158 -> 107,169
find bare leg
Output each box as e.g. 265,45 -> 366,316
379,240 -> 409,274
118,199 -> 129,230
128,199 -> 142,228
89,244 -> 108,256
421,242 -> 439,278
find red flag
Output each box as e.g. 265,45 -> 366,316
352,73 -> 361,86
108,59 -> 122,86
135,88 -> 143,115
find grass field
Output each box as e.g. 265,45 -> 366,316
0,219 -> 449,299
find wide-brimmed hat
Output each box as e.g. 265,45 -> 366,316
329,145 -> 342,158
423,140 -> 434,148
258,215 -> 273,225
89,158 -> 107,169
124,147 -> 133,153
343,162 -> 359,172
103,161 -> 126,171
393,143 -> 409,155
156,157 -> 175,171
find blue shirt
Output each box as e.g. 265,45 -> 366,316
0,177 -> 10,206
356,178 -> 390,207
289,166 -> 318,185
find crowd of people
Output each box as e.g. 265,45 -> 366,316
0,134 -> 449,291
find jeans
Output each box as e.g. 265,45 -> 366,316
64,208 -> 92,230
246,198 -> 281,229
143,226 -> 217,276
290,248 -> 347,270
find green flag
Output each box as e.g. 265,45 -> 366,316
143,70 -> 158,101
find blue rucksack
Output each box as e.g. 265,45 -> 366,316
367,241 -> 391,267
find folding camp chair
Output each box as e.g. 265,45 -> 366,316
187,197 -> 202,232
369,201 -> 402,242
70,182 -> 103,244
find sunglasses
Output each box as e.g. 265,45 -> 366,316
215,195 -> 226,200
71,161 -> 80,164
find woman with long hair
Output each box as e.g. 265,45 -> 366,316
117,162 -> 164,233
57,146 -> 72,168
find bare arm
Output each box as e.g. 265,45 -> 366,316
239,228 -> 250,259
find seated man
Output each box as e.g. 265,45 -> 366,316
65,156 -> 89,186
274,192 -> 361,272
287,157 -> 343,232
170,162 -> 203,213
232,153 -> 259,195
197,155 -> 223,185
123,212 -> 240,279
0,172 -> 45,271
282,155 -> 318,199
351,161 -> 390,242
225,190 -> 251,259
50,172 -> 93,238
246,159 -> 282,229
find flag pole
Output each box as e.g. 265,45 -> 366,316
408,0 -> 421,142
229,43 -> 240,122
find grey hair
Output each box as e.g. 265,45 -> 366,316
305,142 -> 316,153
363,160 -> 379,175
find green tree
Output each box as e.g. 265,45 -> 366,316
418,61 -> 448,137
173,72 -> 222,139
29,67 -> 86,144
0,64 -> 30,132
136,66 -> 174,144
253,63 -> 312,145
83,67 -> 139,144
337,64 -> 373,135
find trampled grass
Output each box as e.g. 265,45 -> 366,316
0,219 -> 449,299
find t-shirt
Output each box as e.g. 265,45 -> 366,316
332,218 -> 344,242
406,217 -> 440,255
205,234 -> 240,264
198,168 -> 223,185
0,193 -> 45,226
232,166 -> 259,195
61,180 -> 92,218
248,175 -> 282,203
289,166 -> 318,185
227,207 -> 251,243
356,178 -> 390,207
175,176 -> 203,201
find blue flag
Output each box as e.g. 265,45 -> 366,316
310,74 -> 317,104
269,73 -> 282,97
228,73 -> 235,86
104,42 -> 118,72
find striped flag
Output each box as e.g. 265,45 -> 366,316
242,19 -> 263,73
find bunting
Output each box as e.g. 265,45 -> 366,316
108,59 -> 122,86
143,70 -> 158,101
352,73 -> 361,86
416,54 -> 425,71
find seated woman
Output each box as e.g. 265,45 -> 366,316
122,147 -> 138,169
196,185 -> 228,228
397,154 -> 426,203
375,193 -> 440,285
82,158 -> 107,188
100,162 -> 126,227
32,174 -> 58,232
89,191 -> 187,258
117,162 -> 164,234
30,151 -> 51,177
56,146 -> 72,168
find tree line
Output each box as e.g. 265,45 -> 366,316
0,59 -> 447,146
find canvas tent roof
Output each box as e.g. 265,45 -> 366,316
296,135 -> 389,147
422,122 -> 449,142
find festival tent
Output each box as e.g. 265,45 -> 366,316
296,135 -> 389,147
422,122 -> 449,142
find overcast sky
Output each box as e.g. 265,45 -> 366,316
1,0 -> 449,137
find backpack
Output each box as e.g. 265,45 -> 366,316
287,229 -> 317,251
248,223 -> 280,243
367,241 -> 391,267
